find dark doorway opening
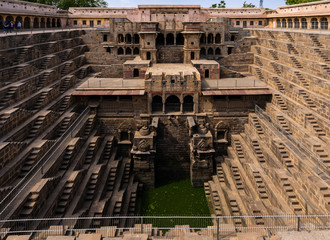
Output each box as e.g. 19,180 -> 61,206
183,95 -> 194,112
134,69 -> 139,77
166,33 -> 174,45
152,96 -> 163,112
165,95 -> 180,113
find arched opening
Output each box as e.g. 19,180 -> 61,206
57,19 -> 61,27
228,47 -> 233,55
133,47 -> 139,55
33,18 -> 39,28
183,95 -> 194,113
52,18 -> 55,27
133,34 -> 139,44
117,47 -> 124,55
294,18 -> 300,29
301,18 -> 307,29
176,33 -> 184,45
0,16 -> 3,29
152,96 -> 163,112
118,34 -> 124,43
5,16 -> 14,22
15,16 -> 23,28
147,52 -> 151,60
24,17 -> 31,29
200,48 -> 206,56
166,33 -> 174,45
311,18 -> 318,29
276,19 -> 281,28
191,52 -> 195,60
156,33 -> 164,46
205,69 -> 210,78
230,35 -> 235,41
207,48 -> 214,55
215,48 -> 221,55
126,47 -> 132,55
40,18 -> 45,28
215,33 -> 221,43
46,18 -> 51,28
288,19 -> 293,28
125,34 -> 132,43
320,18 -> 328,30
165,95 -> 180,113
207,33 -> 214,44
282,19 -> 287,28
200,33 -> 206,44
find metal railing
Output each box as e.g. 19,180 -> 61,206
0,107 -> 90,218
0,215 -> 328,239
255,105 -> 329,176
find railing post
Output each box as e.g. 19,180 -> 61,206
141,216 -> 143,233
216,217 -> 220,240
297,216 -> 300,231
62,221 -> 65,235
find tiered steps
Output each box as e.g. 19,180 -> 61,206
83,115 -> 95,137
276,115 -> 292,134
277,143 -> 294,168
85,173 -> 98,201
269,49 -> 279,60
0,87 -> 18,108
287,43 -> 299,55
40,56 -> 53,70
270,62 -> 282,75
250,114 -> 264,135
293,71 -> 309,88
56,172 -> 80,215
251,140 -> 266,164
60,77 -> 72,93
56,117 -> 72,138
32,92 -> 49,111
309,35 -> 323,48
27,116 -> 45,139
254,56 -> 263,66
230,166 -> 244,191
305,114 -> 326,138
254,67 -> 264,80
233,139 -> 245,159
313,48 -> 329,63
289,56 -> 303,69
216,164 -> 226,183
84,137 -> 98,164
277,172 -> 303,213
59,96 -> 71,113
298,90 -> 317,108
273,77 -> 284,92
313,145 -> 330,167
252,171 -> 268,200
284,32 -> 294,43
19,148 -> 40,177
273,94 -> 288,111
60,138 -> 80,171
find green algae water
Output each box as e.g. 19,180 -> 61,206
137,178 -> 212,228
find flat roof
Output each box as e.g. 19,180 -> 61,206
202,77 -> 267,90
203,89 -> 272,95
191,60 -> 219,66
76,78 -> 144,90
124,58 -> 150,65
146,64 -> 199,76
